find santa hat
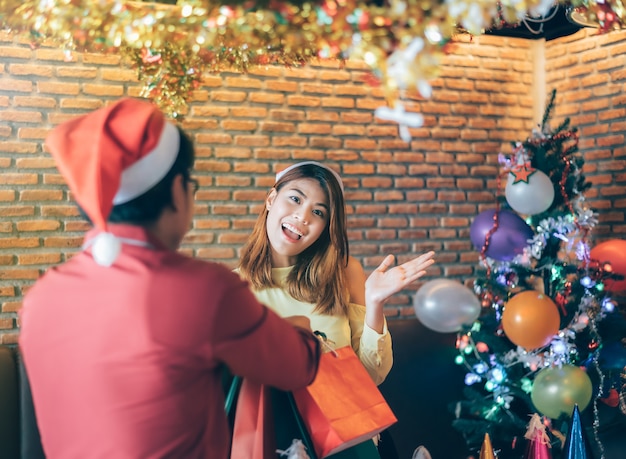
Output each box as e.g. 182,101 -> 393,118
276,161 -> 344,193
46,97 -> 180,266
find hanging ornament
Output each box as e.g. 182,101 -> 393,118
523,414 -> 552,459
561,405 -> 594,459
510,161 -> 537,184
598,388 -> 619,408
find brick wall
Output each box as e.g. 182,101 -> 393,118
546,28 -> 626,238
0,28 -> 625,343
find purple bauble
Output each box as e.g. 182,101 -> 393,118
470,209 -> 534,261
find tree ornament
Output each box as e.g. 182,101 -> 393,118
523,414 -> 552,459
510,161 -> 537,184
598,388 -> 619,408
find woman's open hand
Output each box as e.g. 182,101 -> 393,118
365,251 -> 436,307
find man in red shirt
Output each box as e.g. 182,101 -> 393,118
19,98 -> 321,459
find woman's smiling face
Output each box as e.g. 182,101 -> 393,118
265,177 -> 330,267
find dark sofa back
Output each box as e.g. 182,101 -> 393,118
0,346 -> 20,459
381,319 -> 469,459
0,346 -> 45,459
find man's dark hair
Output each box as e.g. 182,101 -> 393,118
80,126 -> 195,226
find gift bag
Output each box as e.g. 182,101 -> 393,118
230,378 -> 277,459
292,346 -> 397,458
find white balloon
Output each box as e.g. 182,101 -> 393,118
505,169 -> 555,215
413,278 -> 482,333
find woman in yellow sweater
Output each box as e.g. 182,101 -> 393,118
238,161 -> 434,384
237,161 -> 435,386
237,161 -> 434,459
235,161 -> 435,458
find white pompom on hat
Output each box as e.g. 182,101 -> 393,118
45,97 -> 180,266
275,161 -> 344,193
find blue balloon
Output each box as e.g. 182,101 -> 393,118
470,209 -> 534,261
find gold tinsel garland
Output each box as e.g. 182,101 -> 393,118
0,0 -> 624,121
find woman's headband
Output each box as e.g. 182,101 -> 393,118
275,161 -> 344,193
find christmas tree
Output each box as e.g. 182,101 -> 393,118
447,90 -> 626,458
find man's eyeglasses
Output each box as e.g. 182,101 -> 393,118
187,177 -> 199,194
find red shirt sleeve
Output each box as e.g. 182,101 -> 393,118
210,275 -> 321,391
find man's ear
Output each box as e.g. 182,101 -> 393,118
170,174 -> 185,212
265,188 -> 277,211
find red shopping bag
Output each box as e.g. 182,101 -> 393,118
291,346 -> 397,458
230,379 -> 276,459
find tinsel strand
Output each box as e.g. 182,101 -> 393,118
619,366 -> 626,414
587,312 -> 606,459
557,130 -> 592,263
480,173 -> 504,277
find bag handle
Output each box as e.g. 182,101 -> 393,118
313,331 -> 338,357
225,374 -> 241,417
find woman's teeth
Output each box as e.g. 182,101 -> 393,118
282,223 -> 303,239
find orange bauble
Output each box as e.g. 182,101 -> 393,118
501,290 -> 561,350
590,239 -> 626,293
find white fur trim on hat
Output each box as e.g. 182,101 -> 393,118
276,161 -> 344,193
112,121 -> 180,205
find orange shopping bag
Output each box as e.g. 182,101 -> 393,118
291,346 -> 397,458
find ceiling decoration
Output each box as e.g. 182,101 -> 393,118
485,5 -> 582,40
0,0 -> 623,135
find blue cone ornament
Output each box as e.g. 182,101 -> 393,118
562,405 -> 594,459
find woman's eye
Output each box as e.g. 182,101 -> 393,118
289,196 -> 300,204
313,209 -> 325,218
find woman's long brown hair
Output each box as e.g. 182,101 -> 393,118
238,163 -> 350,316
